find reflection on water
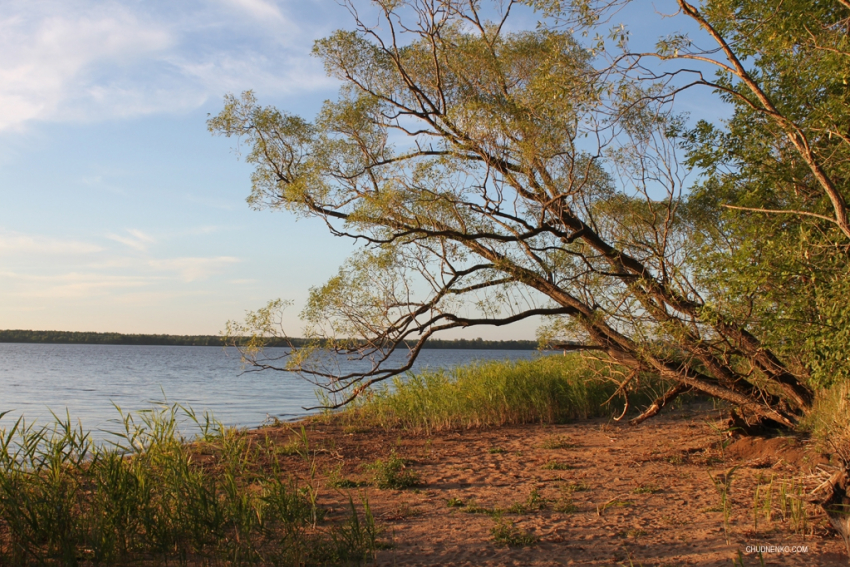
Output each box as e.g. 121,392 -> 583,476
0,343 -> 546,438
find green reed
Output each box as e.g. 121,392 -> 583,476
751,475 -> 812,536
0,404 -> 380,566
343,355 -> 665,433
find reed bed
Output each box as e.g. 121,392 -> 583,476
342,355 -> 664,433
0,405 -> 379,566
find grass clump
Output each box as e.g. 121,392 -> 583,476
541,434 -> 580,450
553,496 -> 579,514
364,451 -> 419,490
633,483 -> 661,494
326,463 -> 367,489
345,355 -> 630,433
0,405 -> 382,566
507,489 -> 546,514
490,515 -> 537,547
563,481 -> 590,493
596,498 -> 632,516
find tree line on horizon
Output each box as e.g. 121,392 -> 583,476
0,329 -> 538,350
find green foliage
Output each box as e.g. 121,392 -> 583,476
677,0 -> 850,389
343,355 -> 642,433
0,406 -> 381,566
211,0 -> 835,428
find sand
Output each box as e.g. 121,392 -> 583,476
249,405 -> 849,566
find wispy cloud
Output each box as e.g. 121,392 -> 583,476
1,271 -> 154,298
149,256 -> 241,282
218,0 -> 285,22
0,4 -> 173,130
0,230 -> 103,256
0,0 -> 338,132
107,229 -> 155,251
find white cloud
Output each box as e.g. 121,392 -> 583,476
1,271 -> 153,298
127,229 -> 155,243
0,0 -> 337,132
149,256 -> 241,282
107,229 -> 155,251
219,0 -> 285,22
0,230 -> 103,256
0,4 -> 173,130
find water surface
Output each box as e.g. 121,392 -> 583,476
0,343 -> 545,437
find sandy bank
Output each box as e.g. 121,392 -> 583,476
243,405 -> 847,566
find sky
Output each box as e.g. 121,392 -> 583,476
0,0 -> 724,339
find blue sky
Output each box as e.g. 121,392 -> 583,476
0,0 -> 722,338
0,0 -> 358,335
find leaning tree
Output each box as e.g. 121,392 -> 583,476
210,0 -> 815,428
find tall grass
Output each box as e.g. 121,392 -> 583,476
0,405 -> 380,566
804,380 -> 850,464
343,355 -> 660,433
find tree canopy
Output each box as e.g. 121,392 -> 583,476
210,0 -> 850,429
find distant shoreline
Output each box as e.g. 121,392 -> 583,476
0,329 -> 539,350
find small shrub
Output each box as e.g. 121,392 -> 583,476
365,451 -> 419,489
491,515 -> 537,547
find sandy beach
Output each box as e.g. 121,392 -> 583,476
245,405 -> 849,566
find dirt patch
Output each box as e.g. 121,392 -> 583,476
251,408 -> 848,566
726,436 -> 830,472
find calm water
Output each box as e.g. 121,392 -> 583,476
0,343 -> 545,438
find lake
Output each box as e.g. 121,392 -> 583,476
0,343 -> 548,438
